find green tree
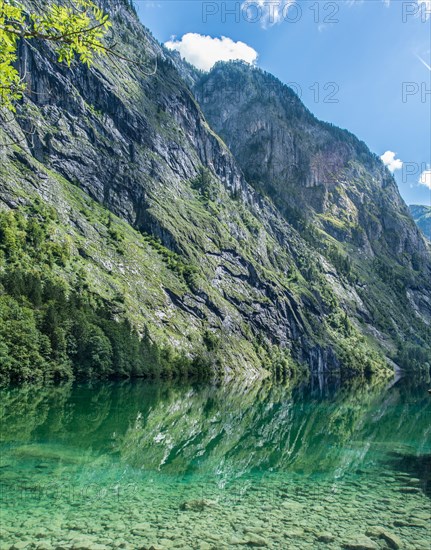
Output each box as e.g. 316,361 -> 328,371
0,208 -> 213,384
0,0 -> 111,111
0,294 -> 51,382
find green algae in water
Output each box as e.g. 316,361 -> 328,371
0,377 -> 430,549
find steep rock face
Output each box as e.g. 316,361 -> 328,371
194,62 -> 428,262
0,1 -> 429,377
194,62 -> 431,361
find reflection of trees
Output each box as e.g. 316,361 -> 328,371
0,383 -> 73,443
0,381 -> 170,448
117,376 -> 431,483
1,376 -> 430,486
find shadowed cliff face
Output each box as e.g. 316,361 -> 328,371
0,1 -> 430,377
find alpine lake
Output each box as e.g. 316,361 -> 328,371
1,374 -> 430,550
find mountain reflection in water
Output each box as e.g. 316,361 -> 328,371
1,374 -> 430,549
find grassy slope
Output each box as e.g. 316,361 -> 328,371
0,140 -> 296,381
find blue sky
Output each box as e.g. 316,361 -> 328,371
135,0 -> 431,206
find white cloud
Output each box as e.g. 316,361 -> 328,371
419,169 -> 431,189
381,151 -> 403,172
165,33 -> 258,72
241,0 -> 297,29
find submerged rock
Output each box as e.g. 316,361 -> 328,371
245,534 -> 269,547
316,531 -> 335,543
343,535 -> 379,550
366,527 -> 402,549
284,528 -> 305,538
228,536 -> 247,545
179,499 -> 216,512
393,519 -> 428,528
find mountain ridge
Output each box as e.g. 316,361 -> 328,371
0,0 -> 430,383
410,204 -> 431,241
194,61 -> 428,259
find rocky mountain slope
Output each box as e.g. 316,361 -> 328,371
194,62 -> 431,364
194,62 -> 428,260
0,0 -> 430,382
410,205 -> 431,241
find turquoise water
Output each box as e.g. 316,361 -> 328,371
0,376 -> 430,549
